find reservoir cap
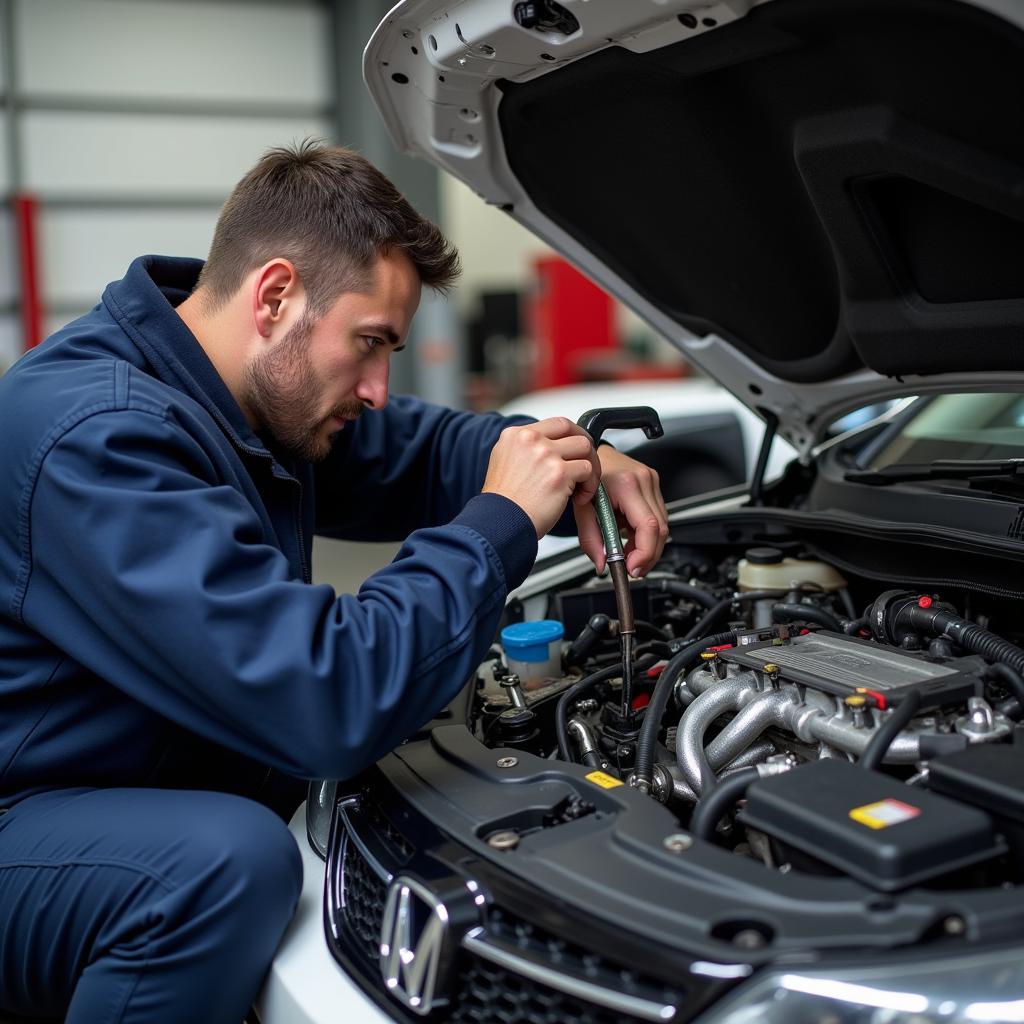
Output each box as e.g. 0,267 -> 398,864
501,620 -> 565,662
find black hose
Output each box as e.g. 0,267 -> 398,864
651,579 -> 719,609
844,616 -> 870,636
633,631 -> 737,790
987,663 -> 1024,708
690,767 -> 759,841
772,602 -> 843,633
859,690 -> 921,771
680,598 -> 732,643
876,595 -> 1024,676
918,733 -> 968,757
565,613 -> 613,667
634,619 -> 671,642
998,697 -> 1023,721
838,587 -> 858,620
555,655 -> 659,762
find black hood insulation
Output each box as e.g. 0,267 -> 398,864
498,0 -> 1024,383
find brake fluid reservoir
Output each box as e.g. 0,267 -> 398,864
501,620 -> 564,690
737,546 -> 847,592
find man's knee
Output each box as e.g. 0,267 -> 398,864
169,792 -> 303,934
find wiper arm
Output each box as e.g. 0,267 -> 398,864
845,458 -> 1024,485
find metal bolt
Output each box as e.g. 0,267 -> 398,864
943,915 -> 967,936
663,834 -> 693,853
487,830 -> 520,851
496,756 -> 519,768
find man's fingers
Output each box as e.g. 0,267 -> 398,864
549,434 -> 596,461
531,416 -> 591,441
573,502 -> 606,574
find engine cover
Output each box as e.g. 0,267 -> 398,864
719,631 -> 982,709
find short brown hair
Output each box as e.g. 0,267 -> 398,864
197,139 -> 460,316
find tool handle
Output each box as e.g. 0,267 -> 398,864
593,482 -> 624,561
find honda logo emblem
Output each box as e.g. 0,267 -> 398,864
379,876 -> 451,1014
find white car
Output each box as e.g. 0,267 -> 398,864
259,2 -> 1024,1023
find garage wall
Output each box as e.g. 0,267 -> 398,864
0,0 -> 334,372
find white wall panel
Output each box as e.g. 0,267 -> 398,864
39,207 -> 217,305
22,111 -> 333,195
45,312 -> 90,338
0,316 -> 21,374
17,0 -> 330,106
0,206 -> 14,304
440,173 -> 550,314
0,111 -> 9,193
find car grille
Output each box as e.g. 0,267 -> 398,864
339,823 -> 689,1024
340,830 -> 390,961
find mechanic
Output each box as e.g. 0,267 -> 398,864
0,141 -> 668,1023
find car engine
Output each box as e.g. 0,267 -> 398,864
476,544 -> 1024,893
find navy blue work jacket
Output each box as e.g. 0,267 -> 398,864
0,256 -> 542,805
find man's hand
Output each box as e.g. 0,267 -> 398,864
483,418 -> 600,538
574,446 -> 669,578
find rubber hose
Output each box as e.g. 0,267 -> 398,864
690,767 -> 759,841
771,602 -> 843,633
634,619 -> 671,642
988,663 -> 1024,709
918,733 -> 968,757
555,655 -> 659,762
860,690 -> 922,771
998,697 -> 1023,721
565,613 -> 613,667
652,579 -> 719,609
680,598 -> 732,643
904,605 -> 1024,675
633,631 -> 737,790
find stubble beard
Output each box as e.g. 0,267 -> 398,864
242,314 -> 363,462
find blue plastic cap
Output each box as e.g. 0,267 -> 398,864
501,620 -> 565,662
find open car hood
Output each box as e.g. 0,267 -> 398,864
365,0 -> 1024,456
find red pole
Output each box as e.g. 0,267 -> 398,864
14,193 -> 44,350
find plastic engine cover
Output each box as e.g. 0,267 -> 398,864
741,759 -> 1003,891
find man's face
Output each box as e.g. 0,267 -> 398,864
242,250 -> 421,461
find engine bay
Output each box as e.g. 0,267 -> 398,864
474,536 -> 1024,899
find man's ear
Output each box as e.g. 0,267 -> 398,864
252,259 -> 301,338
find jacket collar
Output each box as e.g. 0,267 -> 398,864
102,255 -> 272,459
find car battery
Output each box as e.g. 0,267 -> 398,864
740,759 -> 1003,891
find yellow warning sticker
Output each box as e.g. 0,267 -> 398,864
586,770 -> 624,789
849,798 -> 921,830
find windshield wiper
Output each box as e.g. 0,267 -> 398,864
845,458 -> 1024,486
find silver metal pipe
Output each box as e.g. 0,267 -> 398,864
797,708 -> 922,762
656,738 -> 778,805
568,717 -> 599,760
705,690 -> 794,770
676,677 -> 757,794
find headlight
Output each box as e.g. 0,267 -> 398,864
697,945 -> 1024,1024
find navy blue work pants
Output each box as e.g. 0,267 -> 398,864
0,787 -> 303,1022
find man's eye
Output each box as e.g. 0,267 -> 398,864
363,336 -> 385,350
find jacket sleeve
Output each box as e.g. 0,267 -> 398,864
20,407 -> 537,780
313,394 -> 536,539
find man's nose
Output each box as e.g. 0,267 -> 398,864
355,359 -> 389,410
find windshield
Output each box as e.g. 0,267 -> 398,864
868,393 -> 1024,468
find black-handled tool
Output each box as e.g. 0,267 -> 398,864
576,407 -> 663,727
